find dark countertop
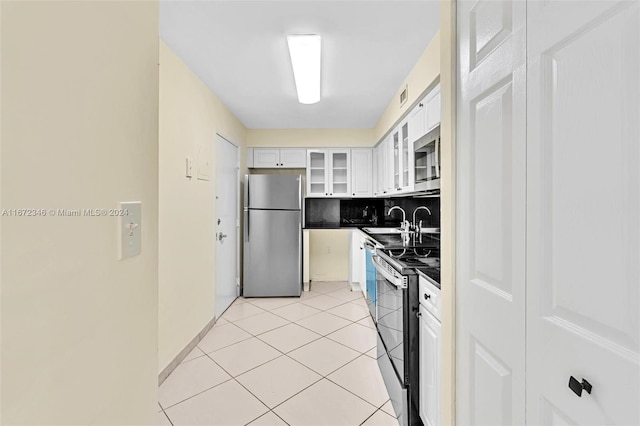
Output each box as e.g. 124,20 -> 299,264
416,268 -> 441,289
363,231 -> 440,250
304,223 -> 397,230
303,223 -> 341,229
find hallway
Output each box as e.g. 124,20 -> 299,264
157,282 -> 399,426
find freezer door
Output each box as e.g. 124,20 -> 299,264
243,209 -> 302,297
246,174 -> 302,210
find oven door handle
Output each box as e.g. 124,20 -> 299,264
363,241 -> 377,252
372,255 -> 407,289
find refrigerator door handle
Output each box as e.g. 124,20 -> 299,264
298,176 -> 302,210
244,174 -> 250,208
244,209 -> 250,242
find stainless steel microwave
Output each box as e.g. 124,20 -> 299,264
414,124 -> 440,193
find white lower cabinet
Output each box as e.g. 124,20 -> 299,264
348,230 -> 366,293
419,304 -> 440,426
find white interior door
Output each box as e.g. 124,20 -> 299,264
456,0 -> 527,424
526,2 -> 640,424
215,135 -> 239,318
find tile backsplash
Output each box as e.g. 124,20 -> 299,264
305,196 -> 440,228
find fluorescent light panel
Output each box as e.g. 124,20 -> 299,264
287,34 -> 321,104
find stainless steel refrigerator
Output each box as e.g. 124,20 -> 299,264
243,174 -> 302,297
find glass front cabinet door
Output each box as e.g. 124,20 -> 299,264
306,150 -> 328,196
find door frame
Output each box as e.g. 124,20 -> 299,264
439,1 -> 457,425
215,133 -> 240,300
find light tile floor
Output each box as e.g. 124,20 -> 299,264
158,281 -> 399,426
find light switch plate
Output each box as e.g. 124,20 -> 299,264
186,157 -> 194,178
118,201 -> 142,260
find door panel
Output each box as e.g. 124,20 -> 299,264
243,209 -> 301,297
215,135 -> 239,317
526,1 -> 639,424
457,1 -> 526,425
471,339 -> 512,425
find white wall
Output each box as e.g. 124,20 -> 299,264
1,2 -> 159,424
158,41 -> 247,373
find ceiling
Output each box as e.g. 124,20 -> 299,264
160,1 -> 440,129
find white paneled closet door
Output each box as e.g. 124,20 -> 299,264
526,1 -> 640,424
456,0 -> 527,424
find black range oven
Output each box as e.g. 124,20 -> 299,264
373,247 -> 439,426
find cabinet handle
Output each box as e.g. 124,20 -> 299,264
424,293 -> 431,300
325,193 -> 328,196
419,103 -> 424,107
353,193 -> 355,196
568,376 -> 592,397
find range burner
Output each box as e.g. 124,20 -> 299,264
386,248 -> 438,263
401,257 -> 440,268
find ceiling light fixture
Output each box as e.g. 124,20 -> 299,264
287,34 -> 321,104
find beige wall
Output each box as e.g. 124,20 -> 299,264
158,41 -> 247,373
1,2 -> 159,424
308,229 -> 350,282
246,128 -> 374,148
373,31 -> 441,144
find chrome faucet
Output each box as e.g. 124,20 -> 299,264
412,206 -> 432,232
388,206 -> 409,231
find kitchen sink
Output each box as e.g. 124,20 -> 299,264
362,227 -> 440,235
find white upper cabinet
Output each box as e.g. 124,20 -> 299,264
252,148 -> 307,168
392,127 -> 402,193
400,120 -> 414,193
279,149 -> 307,168
425,84 -> 441,133
382,135 -> 394,195
350,148 -> 373,197
388,119 -> 414,194
328,150 -> 351,197
408,84 -> 442,145
408,100 -> 427,143
306,149 -> 351,197
306,150 -> 328,196
372,148 -> 379,197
